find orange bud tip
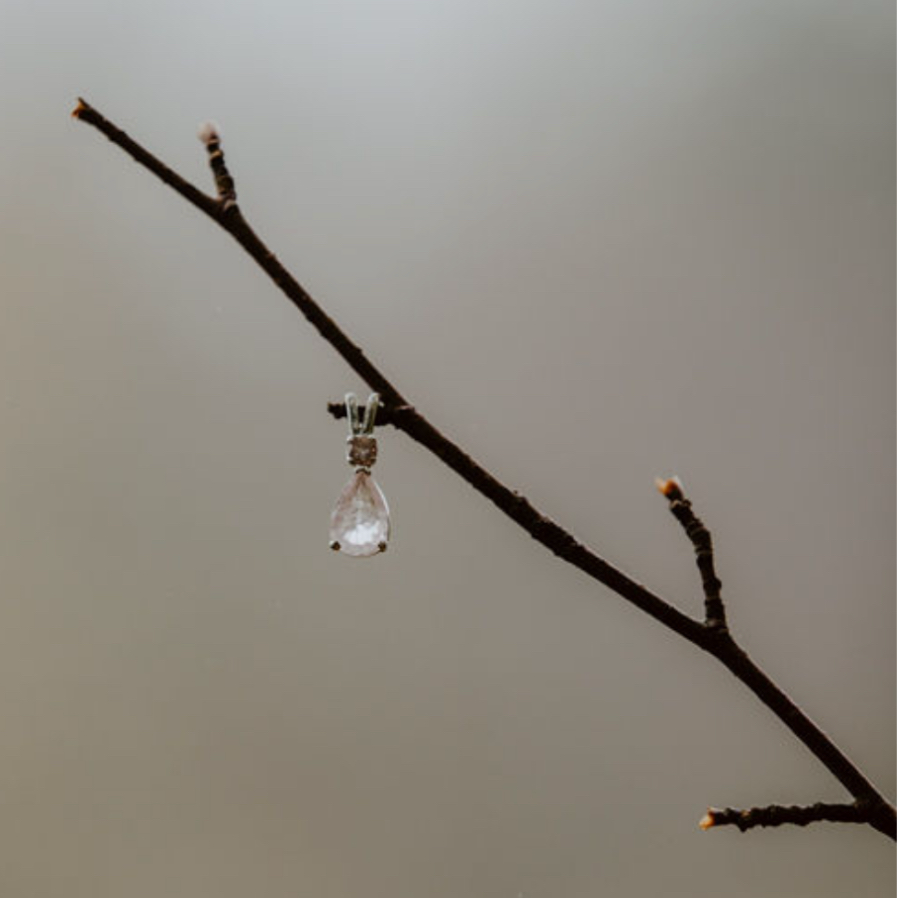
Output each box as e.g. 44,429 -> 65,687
699,811 -> 715,830
655,475 -> 683,499
71,98 -> 87,119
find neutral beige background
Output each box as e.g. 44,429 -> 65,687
0,1 -> 894,895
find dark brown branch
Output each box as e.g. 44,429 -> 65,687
71,97 -> 704,644
702,634 -> 895,838
72,99 -> 222,219
73,99 -> 896,841
72,99 -> 408,404
656,477 -> 726,629
701,802 -> 873,833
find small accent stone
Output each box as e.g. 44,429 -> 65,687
347,435 -> 377,469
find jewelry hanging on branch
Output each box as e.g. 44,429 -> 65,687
328,392 -> 391,557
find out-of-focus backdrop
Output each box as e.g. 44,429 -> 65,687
0,2 -> 893,896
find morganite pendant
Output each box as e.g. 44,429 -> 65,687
329,470 -> 390,557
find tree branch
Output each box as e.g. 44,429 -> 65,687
700,802 -> 875,833
73,99 -> 895,840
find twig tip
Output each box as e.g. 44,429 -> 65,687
197,121 -> 220,145
699,810 -> 716,831
655,475 -> 683,500
71,98 -> 88,119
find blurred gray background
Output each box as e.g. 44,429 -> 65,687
0,1 -> 893,896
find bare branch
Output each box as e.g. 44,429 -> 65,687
71,97 -> 704,645
72,99 -> 220,218
700,802 -> 873,833
73,100 -> 895,841
656,477 -> 726,628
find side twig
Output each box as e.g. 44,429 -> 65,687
197,122 -> 237,208
656,477 -> 726,629
72,99 -> 895,840
701,802 -> 872,833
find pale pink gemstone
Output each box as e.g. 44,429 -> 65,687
329,470 -> 390,557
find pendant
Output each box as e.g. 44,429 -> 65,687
329,393 -> 390,557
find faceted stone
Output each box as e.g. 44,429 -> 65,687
347,435 -> 377,469
329,470 -> 390,557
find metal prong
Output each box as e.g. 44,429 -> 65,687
344,393 -> 360,435
361,393 -> 380,435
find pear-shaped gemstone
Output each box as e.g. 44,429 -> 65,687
329,470 -> 390,557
